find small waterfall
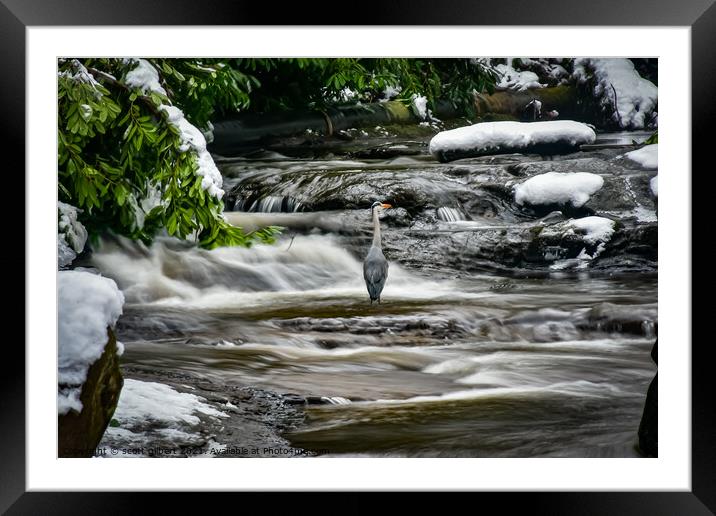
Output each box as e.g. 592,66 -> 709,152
321,396 -> 352,405
88,234 -> 459,307
235,195 -> 302,213
436,207 -> 466,222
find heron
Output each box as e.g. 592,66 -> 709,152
363,201 -> 392,304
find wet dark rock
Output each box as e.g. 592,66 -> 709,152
349,143 -> 422,159
596,224 -> 657,262
116,308 -> 219,341
584,174 -> 655,213
219,129 -> 657,276
59,328 -> 123,458
638,340 -> 658,457
275,314 -> 470,340
578,303 -> 657,336
433,141 -> 586,163
381,207 -> 412,227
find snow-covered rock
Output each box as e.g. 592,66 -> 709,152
514,172 -> 604,208
622,144 -> 658,170
58,202 -> 88,267
535,216 -> 616,270
650,176 -> 658,197
58,270 -> 125,414
429,121 -> 596,162
573,58 -> 658,130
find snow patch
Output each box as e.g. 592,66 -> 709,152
630,205 -> 658,222
80,104 -> 93,120
59,60 -> 102,95
568,216 -> 616,244
514,172 -> 604,207
129,182 -> 165,230
623,144 -> 658,170
58,239 -> 77,269
125,58 -> 167,96
650,176 -> 658,197
494,63 -> 546,92
381,84 -> 402,101
339,87 -> 358,102
411,94 -> 429,120
112,379 -> 228,426
58,271 -> 124,414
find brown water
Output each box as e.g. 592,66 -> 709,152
93,233 -> 656,457
92,129 -> 657,457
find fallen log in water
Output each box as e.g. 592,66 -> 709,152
210,100 -> 437,156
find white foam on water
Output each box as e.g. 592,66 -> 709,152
91,234 -> 483,310
368,379 -> 626,406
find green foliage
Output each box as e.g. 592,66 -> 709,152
232,58 -> 498,116
644,131 -> 658,145
58,58 -> 279,249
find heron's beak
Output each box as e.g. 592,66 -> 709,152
381,203 -> 392,209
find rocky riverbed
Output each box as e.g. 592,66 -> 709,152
93,122 -> 657,458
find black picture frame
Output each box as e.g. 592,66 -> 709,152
5,0 -> 711,513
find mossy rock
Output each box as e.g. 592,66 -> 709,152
58,327 -> 123,458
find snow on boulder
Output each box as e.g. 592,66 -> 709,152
567,216 -> 616,244
514,172 -> 604,208
58,270 -> 125,415
650,176 -> 658,197
622,144 -> 658,170
573,58 -> 658,130
429,121 -> 596,162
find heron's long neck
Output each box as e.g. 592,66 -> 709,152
372,208 -> 382,249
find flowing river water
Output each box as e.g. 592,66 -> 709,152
93,125 -> 657,458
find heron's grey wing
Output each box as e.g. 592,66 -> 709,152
363,254 -> 389,300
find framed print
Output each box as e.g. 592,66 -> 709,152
5,0 -> 712,512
